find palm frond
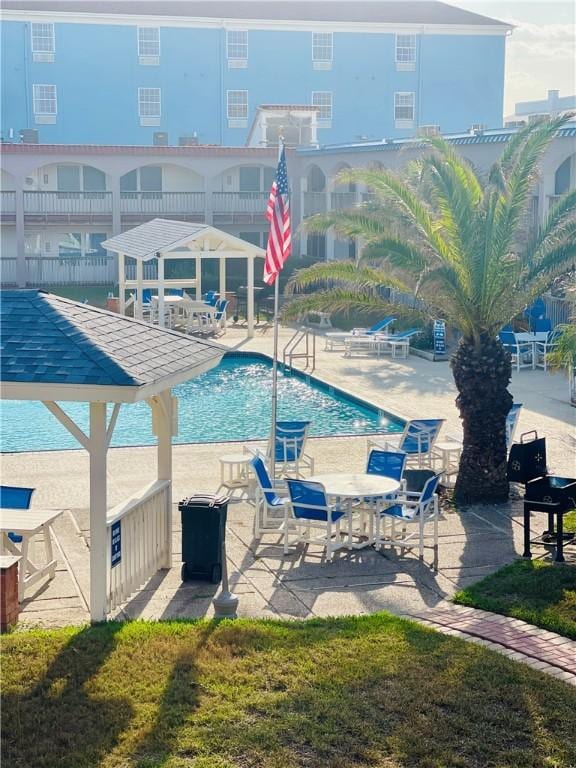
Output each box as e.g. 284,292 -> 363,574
280,290 -> 406,322
285,260 -> 405,295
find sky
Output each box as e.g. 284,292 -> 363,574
452,1 -> 575,115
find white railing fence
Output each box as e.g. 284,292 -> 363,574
24,190 -> 113,214
0,255 -> 117,285
543,294 -> 573,328
120,191 -> 205,214
212,191 -> 269,213
107,479 -> 171,613
1,190 -> 16,214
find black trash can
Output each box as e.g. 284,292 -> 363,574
404,469 -> 437,493
178,494 -> 229,583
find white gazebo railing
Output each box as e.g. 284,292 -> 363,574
106,479 -> 171,612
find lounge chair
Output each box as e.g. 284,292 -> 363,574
344,327 -> 421,358
284,479 -> 347,561
367,418 -> 444,468
375,473 -> 441,563
250,455 -> 290,536
324,316 -> 397,351
0,485 -> 35,544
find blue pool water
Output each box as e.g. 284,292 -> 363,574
1,354 -> 403,453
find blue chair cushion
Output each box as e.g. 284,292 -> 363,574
294,507 -> 345,522
380,503 -> 413,520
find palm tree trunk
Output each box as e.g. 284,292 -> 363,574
451,334 -> 513,504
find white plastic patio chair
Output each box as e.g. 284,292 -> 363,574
367,419 -> 445,469
250,455 -> 290,536
284,478 -> 347,561
375,474 -> 441,562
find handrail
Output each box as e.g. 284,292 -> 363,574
282,327 -> 316,372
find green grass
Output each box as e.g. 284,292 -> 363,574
2,614 -> 576,768
454,554 -> 576,641
46,284 -> 114,307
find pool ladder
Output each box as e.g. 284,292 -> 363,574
283,327 -> 316,373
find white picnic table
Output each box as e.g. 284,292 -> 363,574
0,508 -> 62,600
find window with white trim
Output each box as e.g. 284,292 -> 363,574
31,23 -> 55,60
33,84 -> 57,122
312,32 -> 332,68
138,87 -> 161,117
227,90 -> 248,126
395,34 -> 416,67
138,27 -> 160,63
227,30 -> 248,63
394,92 -> 415,126
312,91 -> 332,122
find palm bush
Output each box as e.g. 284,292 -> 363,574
284,117 -> 576,503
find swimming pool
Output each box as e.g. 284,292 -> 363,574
1,353 -> 403,452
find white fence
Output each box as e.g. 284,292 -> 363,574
212,191 -> 269,213
543,294 -> 573,327
24,190 -> 113,214
120,191 -> 205,215
0,255 -> 117,285
107,479 -> 171,613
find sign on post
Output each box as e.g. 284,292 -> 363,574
433,319 -> 446,357
111,520 -> 121,568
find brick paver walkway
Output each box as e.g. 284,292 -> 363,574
409,604 -> 576,686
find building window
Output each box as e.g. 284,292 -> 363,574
138,87 -> 161,126
31,23 -> 55,61
312,32 -> 332,69
33,84 -> 57,123
227,90 -> 248,127
227,30 -> 248,67
395,34 -> 416,70
312,91 -> 332,123
138,27 -> 160,64
394,92 -> 415,127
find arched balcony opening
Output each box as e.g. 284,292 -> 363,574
303,165 -> 327,217
211,164 -> 276,222
21,163 -> 112,220
119,163 -> 205,222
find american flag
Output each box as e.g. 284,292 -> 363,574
264,145 -> 291,285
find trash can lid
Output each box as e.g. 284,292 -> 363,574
179,493 -> 230,507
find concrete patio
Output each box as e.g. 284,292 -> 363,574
3,324 -> 574,628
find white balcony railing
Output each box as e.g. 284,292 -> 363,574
24,190 -> 113,214
212,191 -> 269,214
303,192 -> 327,217
330,192 -> 356,210
107,479 -> 171,613
0,255 -> 117,286
120,191 -> 205,215
0,190 -> 16,214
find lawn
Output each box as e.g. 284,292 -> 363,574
2,614 -> 576,768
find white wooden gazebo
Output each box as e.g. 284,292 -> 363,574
103,219 -> 266,338
0,290 -> 224,621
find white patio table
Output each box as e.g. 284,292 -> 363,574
0,508 -> 62,600
309,473 -> 400,550
178,300 -> 219,333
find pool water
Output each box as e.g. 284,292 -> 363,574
1,355 -> 403,453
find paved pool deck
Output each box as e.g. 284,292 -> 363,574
3,324 -> 574,640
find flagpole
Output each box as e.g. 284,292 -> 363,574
269,137 -> 284,482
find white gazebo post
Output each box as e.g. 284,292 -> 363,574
118,252 -> 126,314
247,255 -> 255,338
136,258 -> 144,320
89,401 -> 108,622
157,252 -> 165,328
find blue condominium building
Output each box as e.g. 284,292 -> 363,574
1,1 -> 511,146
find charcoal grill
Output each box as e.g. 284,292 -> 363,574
507,431 -> 576,562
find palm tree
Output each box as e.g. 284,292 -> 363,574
284,117 -> 576,503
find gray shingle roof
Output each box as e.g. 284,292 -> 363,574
102,219 -> 209,261
0,290 -> 223,390
1,1 -> 512,27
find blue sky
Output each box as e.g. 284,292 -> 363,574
453,1 -> 575,114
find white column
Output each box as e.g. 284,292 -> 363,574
247,255 -> 255,338
219,256 -> 226,299
157,391 -> 173,569
195,255 -> 202,300
15,179 -> 26,288
89,402 -> 108,623
157,254 -> 165,328
260,115 -> 268,147
136,258 -> 144,320
118,252 -> 126,314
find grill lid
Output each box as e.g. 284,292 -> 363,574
507,431 -> 548,484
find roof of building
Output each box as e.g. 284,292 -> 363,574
0,1 -> 512,28
0,289 -> 223,400
103,219 -> 209,260
0,143 -> 279,157
102,218 -> 265,260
